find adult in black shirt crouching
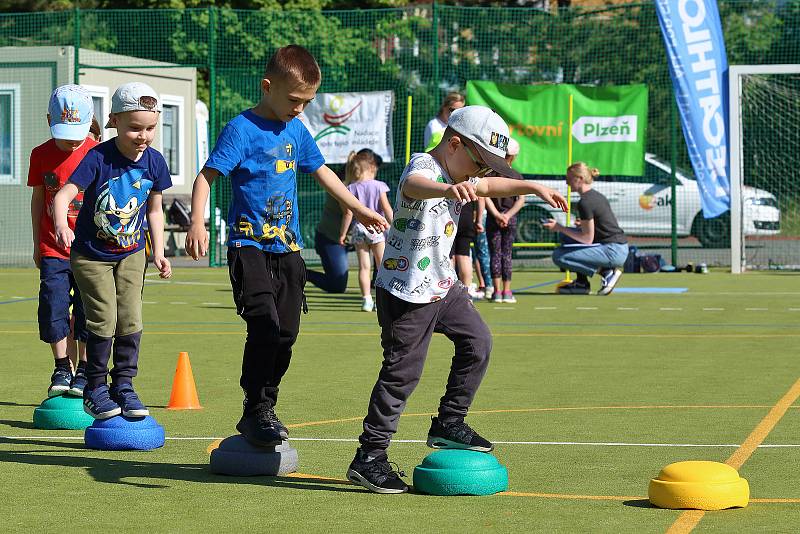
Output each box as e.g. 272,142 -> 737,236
542,162 -> 628,295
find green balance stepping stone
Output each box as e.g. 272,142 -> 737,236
413,449 -> 508,496
33,395 -> 94,430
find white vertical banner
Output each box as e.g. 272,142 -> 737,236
299,90 -> 394,164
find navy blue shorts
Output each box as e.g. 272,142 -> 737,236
38,257 -> 88,343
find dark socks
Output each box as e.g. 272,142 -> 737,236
576,273 -> 590,285
54,357 -> 70,370
76,360 -> 87,372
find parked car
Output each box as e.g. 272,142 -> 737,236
516,153 -> 780,248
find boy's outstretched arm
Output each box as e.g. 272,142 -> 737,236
52,182 -> 80,249
313,165 -> 388,233
147,191 -> 172,279
184,167 -> 219,260
476,177 -> 568,212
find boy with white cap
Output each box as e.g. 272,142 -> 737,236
347,105 -> 568,493
52,82 -> 172,419
29,84 -> 98,397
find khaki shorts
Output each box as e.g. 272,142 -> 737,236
70,250 -> 146,338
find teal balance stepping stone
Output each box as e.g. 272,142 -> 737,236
413,449 -> 508,496
84,415 -> 165,451
33,395 -> 94,430
210,435 -> 298,476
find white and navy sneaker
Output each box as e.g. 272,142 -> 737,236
48,367 -> 73,397
110,383 -> 149,417
83,384 -> 122,419
598,268 -> 623,296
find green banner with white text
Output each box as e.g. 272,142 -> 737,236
466,81 -> 648,176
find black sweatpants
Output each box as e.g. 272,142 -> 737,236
359,282 -> 493,452
228,247 -> 306,410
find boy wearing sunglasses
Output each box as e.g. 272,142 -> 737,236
347,106 -> 568,493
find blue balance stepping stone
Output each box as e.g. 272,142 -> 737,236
413,449 -> 508,496
210,435 -> 298,476
33,395 -> 94,430
84,415 -> 165,451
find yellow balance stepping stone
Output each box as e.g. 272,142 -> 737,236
648,461 -> 749,510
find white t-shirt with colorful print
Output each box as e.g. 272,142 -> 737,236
375,152 -> 479,304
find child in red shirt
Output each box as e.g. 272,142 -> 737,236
28,85 -> 98,397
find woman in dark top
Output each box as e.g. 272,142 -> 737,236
542,162 -> 629,295
306,148 -> 383,293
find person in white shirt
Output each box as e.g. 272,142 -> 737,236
346,106 -> 568,494
423,92 -> 465,151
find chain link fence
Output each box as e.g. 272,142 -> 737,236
1,2 -> 798,268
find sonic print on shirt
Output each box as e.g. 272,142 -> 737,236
69,140 -> 172,261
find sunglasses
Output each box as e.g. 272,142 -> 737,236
462,143 -> 492,177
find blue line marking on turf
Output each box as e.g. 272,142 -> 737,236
613,288 -> 688,294
513,280 -> 562,292
0,297 -> 36,305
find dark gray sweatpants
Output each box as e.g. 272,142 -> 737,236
359,282 -> 493,452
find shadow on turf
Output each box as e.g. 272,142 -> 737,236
0,419 -> 37,430
622,499 -> 655,508
0,400 -> 41,408
0,444 -> 363,493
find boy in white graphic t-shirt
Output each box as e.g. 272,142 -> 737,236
347,106 -> 569,494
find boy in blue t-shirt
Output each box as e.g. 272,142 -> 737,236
53,82 -> 173,419
185,45 -> 388,446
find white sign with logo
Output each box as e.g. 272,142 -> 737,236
299,90 -> 394,164
571,115 -> 638,144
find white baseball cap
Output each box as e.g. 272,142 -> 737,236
447,105 -> 521,179
105,82 -> 162,128
48,84 -> 93,141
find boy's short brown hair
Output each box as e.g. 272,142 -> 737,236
265,45 -> 321,87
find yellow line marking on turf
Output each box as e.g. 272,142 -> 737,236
3,330 -> 800,339
499,491 -> 642,500
666,377 -> 800,534
206,439 -> 222,454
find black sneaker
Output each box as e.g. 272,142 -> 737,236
427,416 -> 494,452
346,449 -> 409,494
236,403 -> 284,447
556,280 -> 591,295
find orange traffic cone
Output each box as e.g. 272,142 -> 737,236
167,352 -> 202,410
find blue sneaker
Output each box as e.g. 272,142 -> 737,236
67,369 -> 87,397
48,367 -> 73,397
83,384 -> 122,419
110,383 -> 149,417
598,268 -> 623,296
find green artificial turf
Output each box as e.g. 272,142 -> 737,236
1,267 -> 799,532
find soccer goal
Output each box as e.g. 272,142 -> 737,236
729,64 -> 800,273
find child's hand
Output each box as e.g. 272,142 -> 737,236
538,187 -> 569,212
338,233 -> 348,245
354,207 -> 389,234
475,221 -> 484,233
55,225 -> 74,249
495,213 -> 509,227
154,255 -> 172,279
447,181 -> 478,203
184,223 -> 209,261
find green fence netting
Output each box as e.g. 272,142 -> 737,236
1,2 -> 799,269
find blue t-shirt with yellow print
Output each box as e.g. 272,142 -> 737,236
205,110 -> 325,253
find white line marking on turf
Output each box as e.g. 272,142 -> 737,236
169,301 -> 188,305
535,307 -> 557,310
703,308 -> 724,311
617,307 -> 638,311
143,301 -> 157,304
660,307 -> 683,311
576,307 -> 597,310
5,435 -> 800,448
202,302 -> 222,306
789,308 -> 800,312
146,280 -> 229,286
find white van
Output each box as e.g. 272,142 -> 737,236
518,153 -> 780,248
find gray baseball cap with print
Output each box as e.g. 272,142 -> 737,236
447,105 -> 521,179
105,82 -> 162,128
